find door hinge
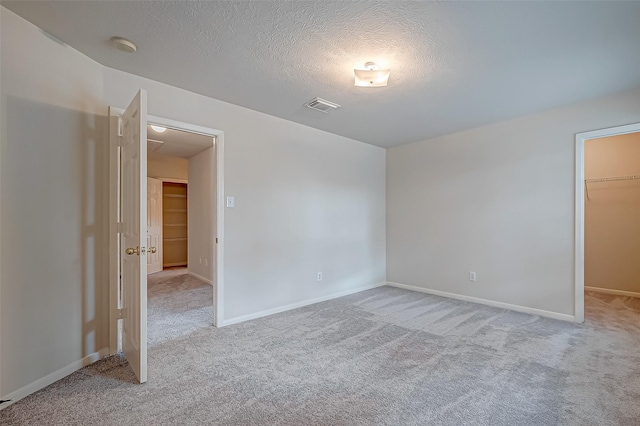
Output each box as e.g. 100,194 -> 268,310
216,237 -> 218,244
117,117 -> 123,137
117,308 -> 125,319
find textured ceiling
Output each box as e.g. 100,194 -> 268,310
146,125 -> 213,160
4,1 -> 640,147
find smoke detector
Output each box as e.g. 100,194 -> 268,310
111,36 -> 137,53
305,97 -> 341,113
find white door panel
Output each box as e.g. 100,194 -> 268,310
147,177 -> 163,274
121,89 -> 148,383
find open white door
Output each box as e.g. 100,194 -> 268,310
121,90 -> 148,383
147,177 -> 163,274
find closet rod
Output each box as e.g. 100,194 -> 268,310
584,175 -> 640,201
585,175 -> 640,184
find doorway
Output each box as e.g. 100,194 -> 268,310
145,124 -> 216,347
575,122 -> 640,323
109,101 -> 224,372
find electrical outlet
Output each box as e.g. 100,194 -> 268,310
469,271 -> 477,282
204,259 -> 208,267
317,272 -> 323,281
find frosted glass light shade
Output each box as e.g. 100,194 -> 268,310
354,68 -> 391,87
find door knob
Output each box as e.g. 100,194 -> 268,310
149,247 -> 157,254
125,246 -> 139,255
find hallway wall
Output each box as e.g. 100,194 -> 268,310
188,147 -> 215,283
148,153 -> 188,181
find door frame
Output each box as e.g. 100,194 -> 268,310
109,107 -> 225,354
574,121 -> 640,323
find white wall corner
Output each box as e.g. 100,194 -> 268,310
187,270 -> 214,286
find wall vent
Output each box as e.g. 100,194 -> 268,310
305,97 -> 341,113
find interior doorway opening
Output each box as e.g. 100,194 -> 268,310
575,122 -> 640,323
145,123 -> 215,275
144,124 -> 217,348
582,132 -> 640,322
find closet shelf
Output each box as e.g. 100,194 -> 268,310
164,209 -> 187,212
584,174 -> 640,200
164,237 -> 187,242
164,194 -> 187,198
164,224 -> 187,227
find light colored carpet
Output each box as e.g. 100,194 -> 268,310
146,267 -> 214,347
1,275 -> 639,425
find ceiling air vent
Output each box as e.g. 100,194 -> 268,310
147,138 -> 164,154
305,97 -> 341,113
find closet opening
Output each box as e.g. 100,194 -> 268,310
159,182 -> 188,270
575,123 -> 640,324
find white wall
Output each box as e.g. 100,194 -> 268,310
188,147 -> 215,282
387,88 -> 640,317
103,68 -> 387,322
584,132 -> 640,293
148,153 -> 188,181
1,8 -> 108,398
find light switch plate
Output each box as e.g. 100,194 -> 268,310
226,196 -> 234,208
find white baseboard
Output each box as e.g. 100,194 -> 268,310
0,347 -> 109,410
187,270 -> 214,286
386,282 -> 576,323
585,286 -> 640,298
222,282 -> 386,326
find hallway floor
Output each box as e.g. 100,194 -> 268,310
147,267 -> 214,347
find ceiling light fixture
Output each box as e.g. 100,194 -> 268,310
110,36 -> 137,53
354,62 -> 391,87
150,125 -> 167,133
